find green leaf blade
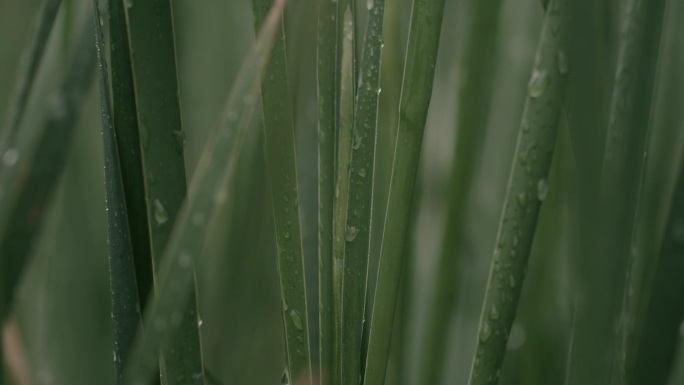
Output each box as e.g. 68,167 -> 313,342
108,0 -> 154,312
123,0 -> 204,381
339,0 -> 388,382
251,0 -> 312,382
122,1 -> 286,383
92,4 -> 142,381
363,0 -> 446,383
466,1 -> 569,383
317,0 -> 340,381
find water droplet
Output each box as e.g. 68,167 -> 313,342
124,0 -> 134,8
536,179 -> 549,201
507,324 -> 527,350
517,191 -> 527,207
173,130 -> 185,153
353,133 -> 362,150
489,305 -> 500,320
358,168 -> 366,177
198,318 -> 203,327
112,350 -> 117,362
3,148 -> 19,166
557,51 -> 568,74
509,274 -> 516,288
343,8 -> 353,40
479,322 -> 493,343
345,225 -> 359,242
367,0 -> 374,10
528,69 -> 549,98
284,231 -> 291,240
154,200 -> 168,225
289,309 -> 303,330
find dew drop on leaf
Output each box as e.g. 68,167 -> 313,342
345,225 -> 359,242
289,309 -> 303,330
154,199 -> 168,225
489,305 -> 500,320
557,50 -> 569,74
479,322 -> 493,343
537,179 -> 549,201
528,69 -> 549,98
3,148 -> 19,167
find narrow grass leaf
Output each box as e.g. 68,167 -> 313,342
340,0 -> 387,381
630,151 -> 684,385
332,9 -> 354,385
123,0 -> 203,381
629,4 -> 684,381
566,0 -> 668,382
0,0 -> 62,173
107,0 -> 153,312
363,0 -> 446,383
421,2 -> 503,382
121,2 -> 285,383
317,0 -> 340,381
465,0 -> 569,383
251,0 -> 311,382
0,16 -> 96,319
92,4 -> 141,381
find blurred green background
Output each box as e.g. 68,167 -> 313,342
1,0 -> 683,384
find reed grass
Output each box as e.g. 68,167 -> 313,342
122,0 -> 204,381
121,1 -> 285,383
630,151 -> 684,385
332,10 -> 354,385
92,5 -> 141,381
466,0 -> 569,382
0,0 -> 62,173
363,0 -> 446,383
107,0 -> 153,311
2,0 -> 684,384
316,0 -> 339,381
0,12 -> 95,319
251,0 -> 312,382
339,0 -> 387,382
566,0 -> 668,383
0,13 -> 94,384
